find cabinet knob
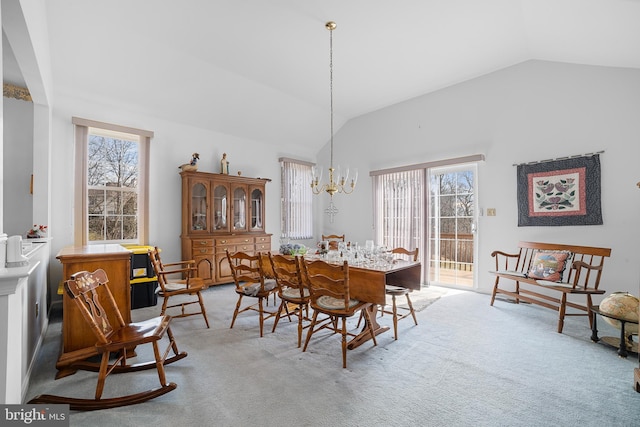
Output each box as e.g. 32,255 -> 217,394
200,249 -> 207,253
220,240 -> 227,244
199,241 -> 207,245
244,239 -> 250,242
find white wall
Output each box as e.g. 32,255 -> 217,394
316,60 -> 640,298
3,97 -> 33,236
47,94 -> 318,301
34,58 -> 640,304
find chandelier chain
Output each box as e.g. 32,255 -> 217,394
329,24 -> 334,169
310,21 -> 357,200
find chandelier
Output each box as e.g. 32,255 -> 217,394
311,21 -> 357,197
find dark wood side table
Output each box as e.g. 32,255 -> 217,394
590,305 -> 638,358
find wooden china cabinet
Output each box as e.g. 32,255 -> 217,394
180,170 -> 271,286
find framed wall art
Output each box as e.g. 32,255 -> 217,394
516,154 -> 602,226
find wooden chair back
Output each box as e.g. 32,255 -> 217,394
226,250 -> 269,293
260,252 -> 276,279
148,247 -> 169,291
149,246 -> 199,291
322,234 -> 345,242
392,247 -> 419,262
301,259 -> 350,309
64,269 -> 125,346
322,234 -> 346,251
269,253 -> 304,296
148,246 -> 210,328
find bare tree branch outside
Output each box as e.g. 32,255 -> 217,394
87,134 -> 139,242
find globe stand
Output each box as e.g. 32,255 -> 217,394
599,336 -> 638,355
590,305 -> 639,358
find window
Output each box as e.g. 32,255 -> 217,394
280,158 -> 313,240
73,117 -> 153,245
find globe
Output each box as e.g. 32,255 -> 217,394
599,292 -> 639,334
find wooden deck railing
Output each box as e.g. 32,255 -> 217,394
431,233 -> 474,271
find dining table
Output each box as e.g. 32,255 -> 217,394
303,254 -> 422,349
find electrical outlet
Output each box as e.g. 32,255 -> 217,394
487,208 -> 496,216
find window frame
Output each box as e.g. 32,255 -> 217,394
73,117 -> 153,246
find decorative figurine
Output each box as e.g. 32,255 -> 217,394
178,153 -> 199,172
221,153 -> 230,175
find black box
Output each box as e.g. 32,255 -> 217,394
122,245 -> 155,279
130,278 -> 158,309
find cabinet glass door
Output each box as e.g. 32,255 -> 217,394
232,186 -> 247,232
191,182 -> 208,231
213,184 -> 229,232
250,187 -> 264,231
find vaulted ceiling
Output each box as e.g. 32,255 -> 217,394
6,0 -> 640,151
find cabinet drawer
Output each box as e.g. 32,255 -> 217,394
192,246 -> 214,256
217,244 -> 254,254
255,236 -> 270,244
255,243 -> 271,251
191,239 -> 214,248
216,236 -> 253,246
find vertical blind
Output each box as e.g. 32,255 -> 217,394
373,169 -> 425,253
280,158 -> 313,240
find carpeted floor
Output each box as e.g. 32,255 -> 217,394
26,285 -> 639,427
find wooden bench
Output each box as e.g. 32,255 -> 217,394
489,241 -> 611,333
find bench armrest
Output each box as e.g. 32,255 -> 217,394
491,250 -> 521,272
572,260 -> 603,272
491,250 -> 519,258
570,260 -> 604,290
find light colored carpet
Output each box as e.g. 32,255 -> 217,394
26,285 -> 639,427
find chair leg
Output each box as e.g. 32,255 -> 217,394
166,326 -> 181,356
362,308 -> 378,347
341,317 -> 348,368
557,293 -> 567,333
272,300 -> 285,333
392,295 -> 399,340
197,292 -> 210,328
258,297 -> 265,337
95,352 -> 111,400
355,311 -> 362,328
303,311 -> 319,352
152,340 -> 168,387
296,304 -> 304,348
406,293 -> 418,326
230,295 -> 243,329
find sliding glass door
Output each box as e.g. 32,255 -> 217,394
372,157 -> 480,289
428,164 -> 477,288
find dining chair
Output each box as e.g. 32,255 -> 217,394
268,253 -> 311,347
322,234 -> 345,251
227,250 -> 278,337
260,252 -> 278,306
149,247 -> 210,328
383,247 -> 419,340
301,258 -> 377,368
28,269 -> 187,410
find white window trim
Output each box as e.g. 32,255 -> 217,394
73,117 -> 153,246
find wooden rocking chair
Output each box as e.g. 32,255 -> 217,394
29,269 -> 187,411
